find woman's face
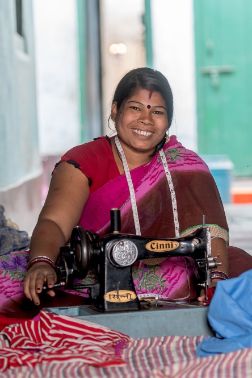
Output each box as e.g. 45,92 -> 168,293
112,88 -> 169,155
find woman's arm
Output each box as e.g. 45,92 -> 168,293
211,237 -> 229,277
24,162 -> 90,305
198,237 -> 229,303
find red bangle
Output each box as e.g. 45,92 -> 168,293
27,256 -> 56,270
210,270 -> 229,281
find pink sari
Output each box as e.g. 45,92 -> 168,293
78,136 -> 228,301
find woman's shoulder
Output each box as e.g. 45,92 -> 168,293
60,137 -> 113,176
59,136 -> 118,192
164,135 -> 209,172
64,136 -> 111,158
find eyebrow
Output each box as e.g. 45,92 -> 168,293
127,100 -> 167,110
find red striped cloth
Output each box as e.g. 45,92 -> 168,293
0,334 -> 252,377
0,310 -> 130,372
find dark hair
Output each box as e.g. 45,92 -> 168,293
112,67 -> 173,127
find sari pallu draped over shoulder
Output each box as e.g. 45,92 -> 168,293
79,136 -> 229,301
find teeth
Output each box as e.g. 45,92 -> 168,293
133,129 -> 152,137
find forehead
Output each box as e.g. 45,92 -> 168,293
127,88 -> 165,105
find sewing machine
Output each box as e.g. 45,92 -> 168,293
53,209 -> 218,312
44,209 -> 219,336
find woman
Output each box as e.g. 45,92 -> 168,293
24,67 -> 229,306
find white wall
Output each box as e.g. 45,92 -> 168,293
33,0 -> 80,156
100,0 -> 146,134
0,0 -> 42,233
0,0 -> 41,190
34,0 -> 197,152
152,0 -> 197,150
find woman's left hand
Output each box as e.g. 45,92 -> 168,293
197,286 -> 216,305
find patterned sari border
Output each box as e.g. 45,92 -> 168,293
180,224 -> 229,243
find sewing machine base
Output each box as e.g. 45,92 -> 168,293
44,303 -> 213,338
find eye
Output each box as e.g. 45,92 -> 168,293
129,105 -> 141,111
152,110 -> 165,115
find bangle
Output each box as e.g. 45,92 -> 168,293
210,270 -> 229,281
27,256 -> 56,270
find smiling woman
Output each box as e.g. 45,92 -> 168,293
111,88 -> 168,165
24,67 -> 230,306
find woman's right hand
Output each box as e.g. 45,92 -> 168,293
23,263 -> 58,306
24,163 -> 90,306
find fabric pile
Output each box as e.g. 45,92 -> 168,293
0,248 -> 29,314
1,327 -> 252,377
197,269 -> 252,356
0,310 -> 130,372
0,205 -> 30,255
0,206 -> 30,316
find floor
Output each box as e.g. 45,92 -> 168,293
225,176 -> 252,255
225,203 -> 252,255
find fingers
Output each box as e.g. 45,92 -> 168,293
197,294 -> 206,303
46,289 -> 56,297
24,265 -> 57,306
197,286 -> 216,306
197,288 -> 208,305
46,272 -> 57,289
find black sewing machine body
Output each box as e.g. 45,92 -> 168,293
55,210 -> 215,312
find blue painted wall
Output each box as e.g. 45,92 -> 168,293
0,0 -> 41,191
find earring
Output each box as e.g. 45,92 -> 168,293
106,115 -> 117,137
166,128 -> 170,140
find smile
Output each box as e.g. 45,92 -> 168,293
132,129 -> 152,137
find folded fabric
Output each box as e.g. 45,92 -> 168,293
197,269 -> 252,356
0,310 -> 130,371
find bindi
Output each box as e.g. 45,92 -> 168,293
147,90 -> 152,109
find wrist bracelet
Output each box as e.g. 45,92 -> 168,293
27,256 -> 56,270
210,270 -> 229,281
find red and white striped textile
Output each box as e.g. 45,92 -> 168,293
0,310 -> 130,372
1,312 -> 252,377
0,333 -> 252,377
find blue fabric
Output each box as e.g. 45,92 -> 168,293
197,269 -> 252,357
